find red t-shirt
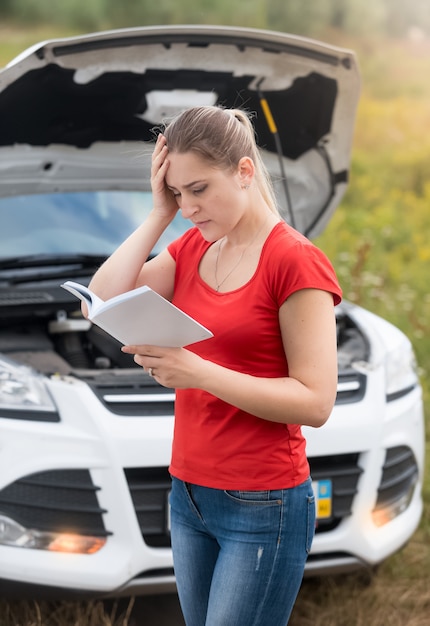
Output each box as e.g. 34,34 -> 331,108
167,222 -> 342,490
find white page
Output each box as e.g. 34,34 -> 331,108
61,281 -> 213,347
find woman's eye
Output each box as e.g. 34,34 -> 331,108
193,186 -> 206,195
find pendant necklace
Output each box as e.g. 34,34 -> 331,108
214,215 -> 269,292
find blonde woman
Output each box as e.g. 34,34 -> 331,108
89,106 -> 341,625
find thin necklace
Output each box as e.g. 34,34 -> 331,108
214,215 -> 270,292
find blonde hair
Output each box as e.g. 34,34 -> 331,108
162,106 -> 279,215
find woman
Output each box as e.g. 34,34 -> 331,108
88,105 -> 341,625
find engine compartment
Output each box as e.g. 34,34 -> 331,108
0,310 -> 139,380
0,301 -> 368,382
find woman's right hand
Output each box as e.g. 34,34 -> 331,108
151,134 -> 179,220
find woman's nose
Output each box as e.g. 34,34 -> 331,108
180,199 -> 199,219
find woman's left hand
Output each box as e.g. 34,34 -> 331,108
121,344 -> 205,389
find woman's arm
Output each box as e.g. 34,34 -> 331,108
124,288 -> 338,428
88,135 -> 179,301
88,220 -> 176,300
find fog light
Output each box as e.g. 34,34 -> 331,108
0,514 -> 106,554
372,487 -> 415,527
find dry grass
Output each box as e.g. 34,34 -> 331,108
1,552 -> 430,626
292,574 -> 430,626
0,597 -> 136,626
2,534 -> 430,625
290,529 -> 430,626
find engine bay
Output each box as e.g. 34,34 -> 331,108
0,300 -> 368,383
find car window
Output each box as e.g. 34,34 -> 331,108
0,191 -> 190,259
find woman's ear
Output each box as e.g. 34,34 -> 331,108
237,156 -> 255,188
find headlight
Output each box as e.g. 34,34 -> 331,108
385,340 -> 419,402
0,356 -> 59,420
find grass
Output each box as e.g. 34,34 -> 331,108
0,23 -> 429,626
0,598 -> 136,626
293,571 -> 430,625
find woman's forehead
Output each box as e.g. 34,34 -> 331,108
166,152 -> 226,188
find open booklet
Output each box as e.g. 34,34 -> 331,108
61,280 -> 213,347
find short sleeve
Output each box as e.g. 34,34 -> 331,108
167,227 -> 200,262
270,236 -> 342,307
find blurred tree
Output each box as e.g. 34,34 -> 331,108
4,0 -> 105,29
0,0 -> 429,37
0,0 -> 15,18
264,0 -> 332,36
327,0 -> 386,35
381,0 -> 430,36
102,0 -> 267,30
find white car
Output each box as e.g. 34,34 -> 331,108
0,25 -> 424,597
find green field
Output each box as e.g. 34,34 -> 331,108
0,23 -> 429,626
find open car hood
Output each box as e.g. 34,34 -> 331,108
0,25 -> 360,238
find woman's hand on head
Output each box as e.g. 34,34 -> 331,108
151,134 -> 180,220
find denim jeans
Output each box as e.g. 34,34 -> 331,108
169,476 -> 315,626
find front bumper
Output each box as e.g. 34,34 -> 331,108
0,371 -> 424,597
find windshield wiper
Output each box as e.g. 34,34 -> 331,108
0,253 -> 108,270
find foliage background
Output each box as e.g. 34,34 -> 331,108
0,0 -> 429,623
1,0 -> 430,37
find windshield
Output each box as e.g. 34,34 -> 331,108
0,191 -> 190,260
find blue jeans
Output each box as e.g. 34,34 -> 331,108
169,476 -> 315,626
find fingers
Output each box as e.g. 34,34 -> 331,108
151,134 -> 168,170
150,135 -> 177,216
121,344 -> 156,355
131,353 -> 158,377
122,344 -> 162,372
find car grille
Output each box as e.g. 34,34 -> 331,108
88,371 -> 363,417
309,453 -> 363,533
125,455 -> 364,548
375,445 -> 419,509
0,291 -> 54,306
88,374 -> 175,416
336,371 -> 366,404
0,469 -> 110,537
124,467 -> 171,548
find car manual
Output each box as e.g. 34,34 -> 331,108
61,280 -> 213,347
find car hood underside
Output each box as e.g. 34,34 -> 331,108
0,25 -> 360,237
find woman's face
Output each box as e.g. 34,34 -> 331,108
165,151 -> 247,242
